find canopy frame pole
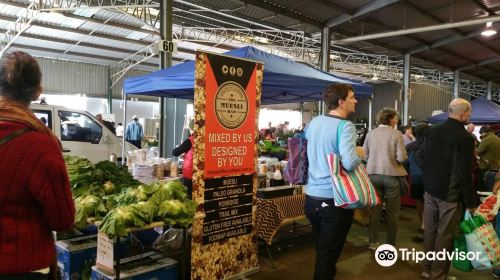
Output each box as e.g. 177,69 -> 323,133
368,96 -> 373,130
121,90 -> 127,165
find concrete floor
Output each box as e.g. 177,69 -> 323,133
249,207 -> 494,280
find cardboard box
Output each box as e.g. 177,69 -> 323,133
56,234 -> 98,280
91,257 -> 177,280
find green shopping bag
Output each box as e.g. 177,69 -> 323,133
459,211 -> 500,270
452,234 -> 473,272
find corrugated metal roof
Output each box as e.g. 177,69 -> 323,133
73,7 -> 98,18
8,46 -> 113,66
0,3 -> 23,17
0,0 -> 497,90
24,25 -> 147,51
335,0 -> 372,11
36,12 -> 85,29
427,1 -> 486,22
93,9 -> 147,29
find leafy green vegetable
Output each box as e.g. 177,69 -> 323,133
94,160 -> 140,188
114,187 -> 148,205
103,181 -> 115,195
99,206 -> 147,237
151,180 -> 187,205
66,156 -> 197,231
138,183 -> 160,196
64,156 -> 140,199
131,201 -> 158,223
74,195 -> 106,228
157,199 -> 197,227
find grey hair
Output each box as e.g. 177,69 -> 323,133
448,98 -> 471,114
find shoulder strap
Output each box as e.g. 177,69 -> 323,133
0,127 -> 33,147
335,120 -> 347,154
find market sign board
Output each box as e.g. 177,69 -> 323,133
191,51 -> 263,280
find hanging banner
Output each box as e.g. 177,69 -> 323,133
191,51 -> 263,279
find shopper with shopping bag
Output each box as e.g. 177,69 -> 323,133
419,98 -> 478,280
460,210 -> 500,270
304,84 -> 362,280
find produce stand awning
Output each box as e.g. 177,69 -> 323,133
123,46 -> 373,105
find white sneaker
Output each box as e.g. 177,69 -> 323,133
368,242 -> 380,251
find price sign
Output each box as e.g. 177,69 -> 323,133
96,232 -> 114,273
158,40 -> 177,53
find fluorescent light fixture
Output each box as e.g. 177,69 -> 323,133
481,22 -> 497,37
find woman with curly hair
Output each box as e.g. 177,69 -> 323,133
363,107 -> 408,250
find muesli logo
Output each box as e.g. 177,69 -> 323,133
214,81 -> 248,129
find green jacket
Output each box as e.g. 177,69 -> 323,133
477,133 -> 500,170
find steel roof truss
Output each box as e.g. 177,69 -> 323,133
38,0 -> 160,12
0,1 -> 39,57
110,42 -> 157,87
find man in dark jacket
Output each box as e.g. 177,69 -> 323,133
420,98 -> 477,280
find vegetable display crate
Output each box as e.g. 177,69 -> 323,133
57,234 -> 129,280
96,222 -> 189,280
91,256 -> 177,280
56,234 -> 98,280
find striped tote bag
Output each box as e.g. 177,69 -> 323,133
327,120 -> 380,209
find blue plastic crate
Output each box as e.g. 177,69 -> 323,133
91,258 -> 177,280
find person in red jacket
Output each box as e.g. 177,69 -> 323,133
0,51 -> 75,279
172,119 -> 194,199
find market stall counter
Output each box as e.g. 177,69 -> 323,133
255,189 -> 306,245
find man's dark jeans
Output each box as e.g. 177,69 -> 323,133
305,195 -> 353,280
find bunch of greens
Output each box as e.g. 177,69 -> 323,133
94,160 -> 140,188
66,156 -> 197,236
64,155 -> 95,190
74,195 -> 106,228
64,156 -> 140,198
157,199 -> 197,227
151,180 -> 187,204
98,205 -> 148,237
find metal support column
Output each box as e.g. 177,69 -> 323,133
159,0 -> 173,157
487,81 -> 493,100
453,70 -> 460,99
402,54 -> 410,125
107,68 -> 113,114
320,26 -> 330,115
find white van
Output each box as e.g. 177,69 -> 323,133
30,104 -> 137,163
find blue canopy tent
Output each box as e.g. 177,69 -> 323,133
427,96 -> 500,124
123,46 -> 372,104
